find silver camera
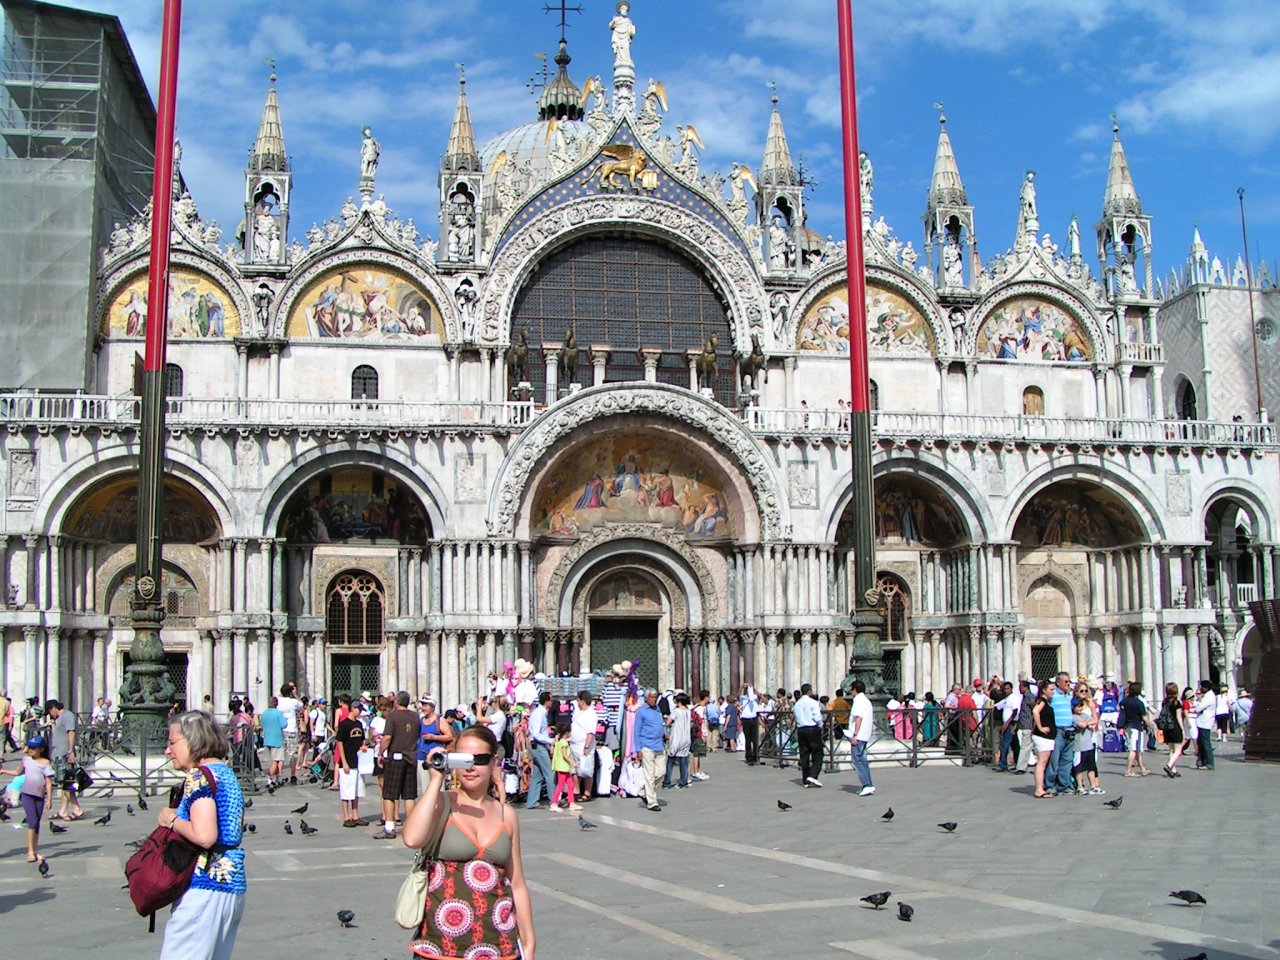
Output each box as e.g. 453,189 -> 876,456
427,751 -> 477,771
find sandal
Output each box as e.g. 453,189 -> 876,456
1033,792 -> 1055,798
26,855 -> 37,863
65,812 -> 85,821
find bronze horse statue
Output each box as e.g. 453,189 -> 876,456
696,334 -> 718,387
506,327 -> 529,383
740,333 -> 767,389
556,327 -> 578,386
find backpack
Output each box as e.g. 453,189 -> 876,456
691,709 -> 704,741
124,765 -> 220,932
1156,700 -> 1178,733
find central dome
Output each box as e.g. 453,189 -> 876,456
480,119 -> 594,185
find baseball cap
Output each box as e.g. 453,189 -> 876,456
349,700 -> 364,711
26,734 -> 46,749
316,698 -> 327,705
418,696 -> 435,706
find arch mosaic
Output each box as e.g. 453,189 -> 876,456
545,524 -> 717,629
791,265 -> 949,357
1002,462 -> 1164,544
967,283 -> 1107,364
284,263 -> 444,342
272,249 -> 454,341
280,466 -> 432,545
1012,479 -> 1146,548
487,382 -> 787,540
100,262 -> 244,340
481,195 -> 768,351
258,444 -> 449,541
64,474 -> 221,544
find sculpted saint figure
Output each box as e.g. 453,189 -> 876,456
360,126 -> 380,181
610,2 -> 636,68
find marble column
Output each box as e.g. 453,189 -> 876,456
728,633 -> 742,693
254,628 -> 270,706
590,346 -> 610,386
232,629 -> 248,696
201,630 -> 215,710
44,627 -> 59,700
689,631 -> 703,695
673,630 -> 687,692
799,631 -> 813,685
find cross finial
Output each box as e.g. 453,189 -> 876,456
767,79 -> 778,106
543,0 -> 584,39
265,57 -> 276,83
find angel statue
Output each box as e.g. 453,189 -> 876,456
642,78 -> 667,117
858,150 -> 873,208
729,163 -> 757,205
676,124 -> 704,172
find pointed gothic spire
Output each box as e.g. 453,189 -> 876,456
760,93 -> 797,187
538,38 -> 584,121
1102,117 -> 1142,218
926,107 -> 967,208
443,68 -> 480,173
1191,225 -> 1206,257
250,69 -> 287,172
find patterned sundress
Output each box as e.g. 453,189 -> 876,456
410,794 -> 519,960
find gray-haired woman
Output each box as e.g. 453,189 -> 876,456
157,710 -> 246,960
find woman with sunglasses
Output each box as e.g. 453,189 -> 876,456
403,724 -> 535,960
1030,684 -> 1057,798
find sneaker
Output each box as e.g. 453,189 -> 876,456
375,829 -> 395,840
354,817 -> 370,826
1076,788 -> 1089,796
647,804 -> 661,812
692,772 -> 709,781
859,786 -> 876,797
806,777 -> 824,788
1089,788 -> 1105,795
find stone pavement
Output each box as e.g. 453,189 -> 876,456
1,741 -> 1275,960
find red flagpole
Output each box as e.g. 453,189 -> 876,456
143,0 -> 182,374
837,0 -> 870,416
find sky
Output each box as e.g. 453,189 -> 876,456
76,0 -> 1280,283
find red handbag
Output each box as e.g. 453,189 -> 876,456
124,765 -> 219,931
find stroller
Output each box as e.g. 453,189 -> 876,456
308,736 -> 336,784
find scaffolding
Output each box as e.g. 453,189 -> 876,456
0,0 -> 155,390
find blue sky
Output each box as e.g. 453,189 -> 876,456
81,0 -> 1280,283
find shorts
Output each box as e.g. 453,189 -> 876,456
265,746 -> 285,764
1073,747 -> 1097,774
380,758 -> 418,801
691,737 -> 708,758
338,767 -> 365,802
1031,735 -> 1055,755
1123,728 -> 1145,753
284,732 -> 299,761
53,757 -> 73,789
1216,715 -> 1230,732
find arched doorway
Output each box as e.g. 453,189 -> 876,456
585,569 -> 666,693
1023,576 -> 1073,681
1204,497 -> 1259,611
326,570 -> 385,699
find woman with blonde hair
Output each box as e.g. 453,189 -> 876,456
156,709 -> 245,960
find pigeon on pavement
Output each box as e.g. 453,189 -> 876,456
243,799 -> 253,809
284,821 -> 293,835
860,891 -> 891,910
291,802 -> 309,816
245,823 -> 256,833
897,902 -> 914,922
126,804 -> 135,817
38,858 -> 50,878
300,819 -> 318,835
881,807 -> 894,821
337,909 -> 356,928
777,800 -> 792,812
137,796 -> 148,811
49,821 -> 68,834
1104,797 -> 1123,809
578,815 -> 597,830
1170,890 -> 1207,905
94,811 -> 112,826
937,822 -> 957,833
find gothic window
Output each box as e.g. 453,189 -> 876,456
869,380 -> 879,411
875,574 -> 909,647
510,236 -> 735,404
163,363 -> 184,397
326,571 -> 384,646
1022,385 -> 1044,416
1176,379 -> 1197,421
351,365 -> 379,400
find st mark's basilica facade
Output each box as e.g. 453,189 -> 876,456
2,4 -> 1278,714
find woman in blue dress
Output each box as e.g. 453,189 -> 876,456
157,710 -> 246,960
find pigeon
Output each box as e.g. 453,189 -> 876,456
94,811 -> 112,826
777,800 -> 792,812
48,821 -> 68,834
860,891 -> 891,910
284,821 -> 293,835
938,822 -> 957,833
300,819 -> 318,836
126,804 -> 135,817
102,789 -> 114,799
246,823 -> 256,833
897,902 -> 913,922
137,796 -> 148,811
266,784 -> 276,795
578,815 -> 597,830
1104,796 -> 1123,809
1178,954 -> 1207,960
880,807 -> 894,821
337,909 -> 356,928
124,838 -> 145,849
291,802 -> 309,816
1170,890 -> 1207,906
243,799 -> 253,809
38,858 -> 50,878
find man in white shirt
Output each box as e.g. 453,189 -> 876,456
276,682 -> 304,784
1193,680 -> 1216,770
993,680 -> 1022,771
739,685 -> 761,765
793,683 -> 824,788
570,689 -> 598,798
848,680 -> 875,796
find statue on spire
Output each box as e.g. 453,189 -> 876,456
610,2 -> 635,69
1019,170 -> 1039,236
359,126 -> 380,197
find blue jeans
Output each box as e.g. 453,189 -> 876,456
524,744 -> 554,808
662,754 -> 689,788
997,726 -> 1017,769
1049,731 -> 1075,793
851,740 -> 873,788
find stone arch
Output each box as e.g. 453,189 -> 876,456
792,261 -> 951,357
1201,481 -> 1274,543
967,282 -> 1109,365
102,556 -> 206,621
272,247 -> 454,341
1002,463 -> 1163,544
572,558 -> 684,632
823,452 -> 992,545
480,195 -> 768,351
489,382 -> 786,541
546,528 -> 715,629
97,249 -> 252,340
258,444 -> 449,540
39,448 -> 238,539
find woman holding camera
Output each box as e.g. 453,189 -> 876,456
402,725 -> 535,960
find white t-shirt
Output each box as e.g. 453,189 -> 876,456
487,708 -> 508,745
571,705 -> 598,754
850,693 -> 874,743
370,715 -> 387,755
277,696 -> 302,734
309,707 -> 327,739
1194,692 -> 1217,730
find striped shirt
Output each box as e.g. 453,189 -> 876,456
601,681 -> 624,726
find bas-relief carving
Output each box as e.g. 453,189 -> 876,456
488,385 -> 784,540
482,195 -> 765,350
1166,472 -> 1191,516
103,268 -> 241,339
455,455 -> 486,503
788,461 -> 817,509
542,522 -> 719,630
8,450 -> 36,510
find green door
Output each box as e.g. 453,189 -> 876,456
330,654 -> 380,702
590,618 -> 660,691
